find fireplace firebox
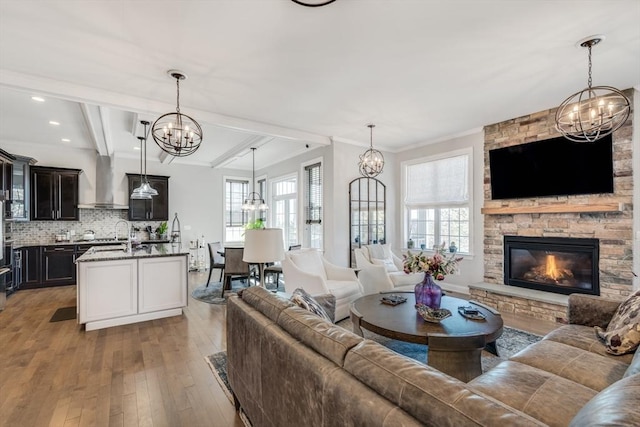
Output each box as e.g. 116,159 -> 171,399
504,236 -> 599,296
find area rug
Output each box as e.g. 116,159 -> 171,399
336,320 -> 542,371
205,352 -> 252,427
190,280 -> 250,304
49,306 -> 77,322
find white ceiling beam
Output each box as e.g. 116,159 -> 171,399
79,102 -> 108,156
210,135 -> 274,169
1,70 -> 332,146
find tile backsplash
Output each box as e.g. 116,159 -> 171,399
10,209 -> 165,244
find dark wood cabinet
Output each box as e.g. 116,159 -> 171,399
126,174 -> 169,221
20,246 -> 42,289
0,149 -> 15,218
41,246 -> 76,286
30,166 -> 81,220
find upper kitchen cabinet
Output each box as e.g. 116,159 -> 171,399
10,155 -> 37,221
126,174 -> 169,221
0,148 -> 15,218
30,166 -> 81,221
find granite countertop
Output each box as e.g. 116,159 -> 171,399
14,239 -> 170,249
75,243 -> 189,262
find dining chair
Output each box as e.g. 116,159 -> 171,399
264,244 -> 302,290
222,247 -> 251,297
206,241 -> 225,287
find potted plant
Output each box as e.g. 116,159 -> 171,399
156,221 -> 168,240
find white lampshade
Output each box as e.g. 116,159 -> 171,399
243,228 -> 285,263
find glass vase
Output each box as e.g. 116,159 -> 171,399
414,272 -> 443,309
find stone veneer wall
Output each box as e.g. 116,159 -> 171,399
472,90 -> 634,321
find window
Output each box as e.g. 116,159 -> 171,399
304,162 -> 323,249
403,149 -> 471,253
225,178 -> 249,242
271,174 -> 297,248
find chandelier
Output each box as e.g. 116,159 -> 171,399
358,124 -> 385,177
151,70 -> 203,157
241,148 -> 269,212
131,120 -> 158,199
555,36 -> 630,143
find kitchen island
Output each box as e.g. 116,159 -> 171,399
76,243 -> 189,331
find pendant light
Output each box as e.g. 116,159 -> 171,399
151,70 -> 203,157
130,120 -> 158,199
358,124 -> 385,177
241,148 -> 268,211
555,35 -> 630,143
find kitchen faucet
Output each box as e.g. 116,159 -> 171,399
114,220 -> 132,253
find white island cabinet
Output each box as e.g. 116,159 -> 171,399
76,244 -> 189,331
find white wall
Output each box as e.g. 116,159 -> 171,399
393,130 -> 485,288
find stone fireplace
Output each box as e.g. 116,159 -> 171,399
504,236 -> 599,296
469,90 -> 634,322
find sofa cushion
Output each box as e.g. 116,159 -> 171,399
469,361 -> 598,427
624,349 -> 640,378
325,280 -> 363,299
509,339 -> 628,391
367,244 -> 399,272
240,285 -> 295,322
288,249 -> 327,280
290,288 -> 332,322
569,373 -> 640,427
544,325 -> 636,364
371,257 -> 399,272
389,271 -> 423,287
595,289 -> 640,355
344,341 -> 544,426
277,305 -> 363,366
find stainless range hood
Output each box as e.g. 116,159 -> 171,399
78,155 -> 129,209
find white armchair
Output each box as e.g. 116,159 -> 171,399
282,249 -> 363,321
354,244 -> 423,295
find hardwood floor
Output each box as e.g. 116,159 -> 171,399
0,271 -> 560,427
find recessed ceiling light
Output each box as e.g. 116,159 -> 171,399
61,138 -> 71,143
134,146 -> 141,150
31,96 -> 45,102
49,121 -> 60,126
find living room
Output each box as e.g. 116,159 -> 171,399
1,1 -> 640,426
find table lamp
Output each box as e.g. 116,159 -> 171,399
243,228 -> 285,287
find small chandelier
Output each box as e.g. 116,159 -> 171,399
131,120 -> 158,200
358,124 -> 385,177
555,36 -> 630,143
241,148 -> 269,212
151,70 -> 203,157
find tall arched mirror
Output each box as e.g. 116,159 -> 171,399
349,177 -> 386,267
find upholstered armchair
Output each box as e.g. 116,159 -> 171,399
354,244 -> 423,294
282,249 -> 363,321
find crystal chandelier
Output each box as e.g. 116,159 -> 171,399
358,124 -> 385,177
130,120 -> 158,199
241,148 -> 269,211
555,36 -> 630,143
151,70 -> 203,157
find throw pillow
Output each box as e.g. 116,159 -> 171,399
595,290 -> 640,355
290,288 -> 332,323
371,258 -> 399,272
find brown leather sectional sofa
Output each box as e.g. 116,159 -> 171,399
226,286 -> 639,426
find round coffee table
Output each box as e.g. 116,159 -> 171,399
350,293 -> 503,381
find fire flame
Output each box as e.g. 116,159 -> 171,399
545,255 -> 559,280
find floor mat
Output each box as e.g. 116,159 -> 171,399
50,306 -> 77,322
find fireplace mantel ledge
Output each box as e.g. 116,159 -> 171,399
469,282 -> 569,307
481,203 -> 622,215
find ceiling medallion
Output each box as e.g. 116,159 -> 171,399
358,124 -> 385,178
555,35 -> 630,143
151,70 -> 203,157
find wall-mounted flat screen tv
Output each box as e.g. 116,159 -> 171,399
489,134 -> 613,200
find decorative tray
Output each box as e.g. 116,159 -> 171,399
457,306 -> 486,321
380,295 -> 407,306
416,305 -> 452,323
